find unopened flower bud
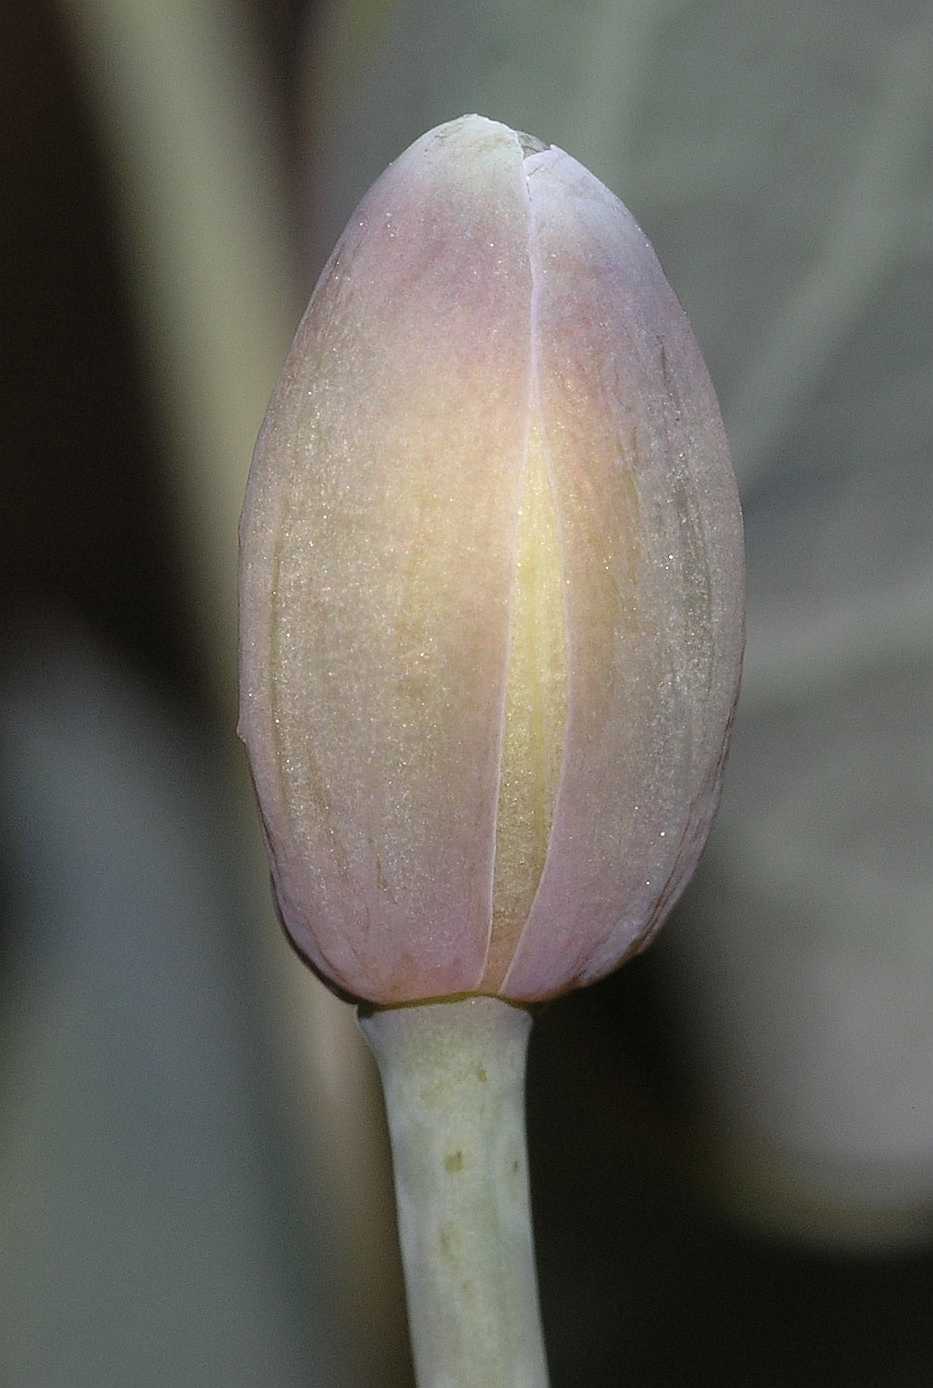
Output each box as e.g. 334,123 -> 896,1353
239,115 -> 744,1005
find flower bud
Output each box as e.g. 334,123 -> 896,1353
239,115 -> 744,1005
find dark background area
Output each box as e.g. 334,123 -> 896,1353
1,0 -> 191,694
3,2 -> 931,1384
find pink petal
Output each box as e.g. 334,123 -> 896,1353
502,146 -> 744,1000
239,117 -> 533,1002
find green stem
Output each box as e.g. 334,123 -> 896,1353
359,996 -> 549,1387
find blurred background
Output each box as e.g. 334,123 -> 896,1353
2,1 -> 932,1384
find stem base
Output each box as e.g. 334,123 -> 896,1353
360,996 -> 548,1387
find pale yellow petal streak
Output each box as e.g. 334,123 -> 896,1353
482,417 -> 568,991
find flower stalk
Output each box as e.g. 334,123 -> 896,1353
360,998 -> 548,1387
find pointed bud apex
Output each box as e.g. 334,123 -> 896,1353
239,115 -> 744,1004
